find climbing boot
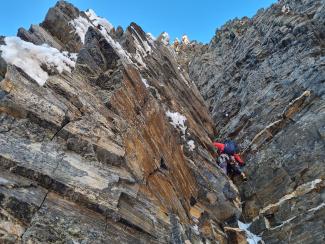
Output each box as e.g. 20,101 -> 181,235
241,172 -> 248,181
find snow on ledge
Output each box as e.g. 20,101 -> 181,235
166,110 -> 187,135
0,37 -> 77,86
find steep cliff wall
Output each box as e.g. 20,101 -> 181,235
0,1 -> 242,243
188,0 -> 325,243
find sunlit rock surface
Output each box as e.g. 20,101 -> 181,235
0,1 -> 241,243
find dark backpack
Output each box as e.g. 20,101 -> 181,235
224,140 -> 238,155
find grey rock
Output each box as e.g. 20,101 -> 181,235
0,38 -> 7,79
17,25 -> 63,50
187,0 -> 325,243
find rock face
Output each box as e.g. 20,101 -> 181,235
0,1 -> 242,243
188,0 -> 325,243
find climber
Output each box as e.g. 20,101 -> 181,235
213,140 -> 247,181
96,24 -> 103,30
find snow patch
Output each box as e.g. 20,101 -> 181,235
187,140 -> 195,151
166,110 -> 187,135
238,221 -> 262,244
0,37 -> 76,86
69,15 -> 92,43
85,9 -> 113,33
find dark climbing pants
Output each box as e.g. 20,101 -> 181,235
228,163 -> 243,175
219,161 -> 243,176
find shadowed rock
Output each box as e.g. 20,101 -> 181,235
187,0 -> 325,243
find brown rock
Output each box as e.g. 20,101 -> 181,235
224,227 -> 248,244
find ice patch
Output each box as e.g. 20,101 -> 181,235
166,110 -> 187,135
238,221 -> 262,244
0,37 -> 76,86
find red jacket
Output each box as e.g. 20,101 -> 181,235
213,142 -> 244,165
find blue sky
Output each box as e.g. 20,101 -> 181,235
0,0 -> 277,43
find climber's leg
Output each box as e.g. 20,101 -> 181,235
219,160 -> 228,174
217,154 -> 230,174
